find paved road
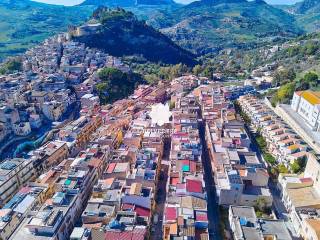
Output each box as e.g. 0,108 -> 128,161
199,119 -> 222,240
151,138 -> 171,240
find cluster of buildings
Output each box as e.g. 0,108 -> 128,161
278,153 -> 320,240
0,71 -> 205,240
193,84 -> 294,239
162,91 -> 209,239
0,34 -> 128,143
244,63 -> 276,89
239,95 -> 309,167
197,84 -> 272,207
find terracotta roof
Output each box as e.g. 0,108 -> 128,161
186,179 -> 202,193
165,207 -> 177,221
305,219 -> 320,239
134,206 -> 150,217
169,223 -> 178,235
106,163 -> 116,174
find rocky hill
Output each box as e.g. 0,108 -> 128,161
73,8 -> 196,65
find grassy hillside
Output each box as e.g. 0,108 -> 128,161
147,0 -> 303,54
0,0 -> 94,60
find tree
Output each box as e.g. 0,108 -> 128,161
192,64 -> 202,76
290,157 -> 306,174
303,72 -> 318,88
277,164 -> 289,174
0,58 -> 22,74
276,82 -> 295,103
254,197 -> 268,213
96,67 -> 143,104
203,66 -> 215,79
144,74 -> 159,84
272,68 -> 296,86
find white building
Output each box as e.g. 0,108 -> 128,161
291,90 -> 320,131
12,122 -> 31,136
0,159 -> 35,206
80,94 -> 100,109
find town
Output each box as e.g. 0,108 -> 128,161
0,32 -> 320,240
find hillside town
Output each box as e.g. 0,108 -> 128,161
1,29 -> 320,240
0,33 -> 129,159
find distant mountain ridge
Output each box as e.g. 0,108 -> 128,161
80,0 -> 176,6
147,0 -> 302,54
294,0 -> 320,13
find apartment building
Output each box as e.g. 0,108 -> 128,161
291,90 -> 320,131
229,205 -> 291,240
278,153 -> 320,239
0,159 -> 35,207
201,87 -> 272,207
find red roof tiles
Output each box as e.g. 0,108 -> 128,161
186,179 -> 202,193
165,207 -> 177,221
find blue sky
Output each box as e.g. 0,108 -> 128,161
175,0 -> 302,4
32,0 -> 302,6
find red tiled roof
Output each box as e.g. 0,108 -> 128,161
190,161 -> 197,172
132,230 -> 146,240
170,177 -> 179,186
106,163 -> 116,174
165,207 -> 177,221
300,177 -> 313,183
176,183 -> 186,190
134,206 -> 151,217
18,186 -> 31,194
196,211 -> 208,222
186,179 -> 202,193
119,231 -> 133,240
122,203 -> 134,210
105,231 -> 120,239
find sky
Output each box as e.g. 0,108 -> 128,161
32,0 -> 302,6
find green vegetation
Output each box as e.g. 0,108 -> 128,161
218,206 -> 228,240
96,67 -> 144,104
0,0 -> 94,60
148,0 -> 302,54
0,58 -> 22,74
271,71 -> 320,107
122,56 -> 192,84
290,157 -> 307,174
254,197 -> 271,218
75,8 -> 196,65
277,164 -> 289,174
234,101 -> 251,125
255,134 -> 277,165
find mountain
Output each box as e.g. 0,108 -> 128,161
294,0 -> 320,13
284,0 -> 320,32
0,0 -> 94,59
80,0 -> 176,7
147,0 -> 303,54
72,8 -> 196,65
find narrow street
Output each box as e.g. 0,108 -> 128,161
151,138 -> 171,240
198,118 -> 222,240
